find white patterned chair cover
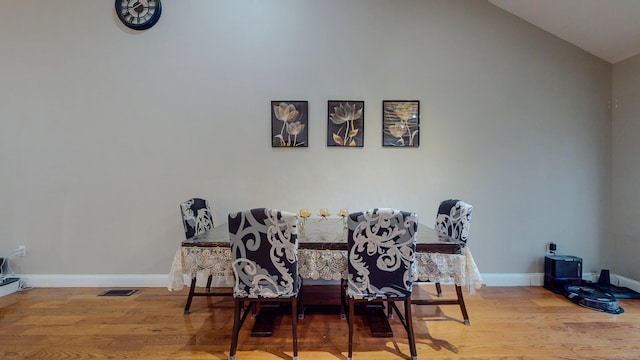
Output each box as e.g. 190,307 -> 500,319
434,199 -> 473,244
180,198 -> 214,239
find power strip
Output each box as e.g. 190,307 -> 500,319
0,277 -> 20,297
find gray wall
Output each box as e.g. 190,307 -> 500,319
612,54 -> 640,282
0,1 -> 613,281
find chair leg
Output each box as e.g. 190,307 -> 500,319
298,279 -> 305,319
455,285 -> 471,325
387,300 -> 393,319
229,299 -> 242,360
184,277 -> 197,315
340,280 -> 347,319
292,298 -> 299,360
348,298 -> 355,360
404,299 -> 418,360
435,282 -> 443,297
205,274 -> 213,292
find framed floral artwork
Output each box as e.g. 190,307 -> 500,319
327,100 -> 364,147
382,100 -> 420,147
271,101 -> 308,147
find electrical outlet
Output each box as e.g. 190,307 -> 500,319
17,245 -> 26,257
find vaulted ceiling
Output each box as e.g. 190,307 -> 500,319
489,0 -> 640,63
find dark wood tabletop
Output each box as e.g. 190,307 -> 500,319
182,220 -> 464,254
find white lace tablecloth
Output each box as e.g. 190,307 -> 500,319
298,249 -> 348,281
168,246 -> 482,294
414,247 -> 482,293
168,247 -> 232,291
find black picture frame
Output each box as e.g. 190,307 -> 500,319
382,100 -> 420,147
271,101 -> 309,147
327,100 -> 364,147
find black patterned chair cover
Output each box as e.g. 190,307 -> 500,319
347,208 -> 417,299
344,208 -> 418,360
434,199 -> 473,244
180,198 -> 214,239
228,208 -> 299,298
228,208 -> 301,360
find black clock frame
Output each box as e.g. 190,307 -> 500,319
115,0 -> 162,31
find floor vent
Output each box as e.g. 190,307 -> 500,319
98,289 -> 138,296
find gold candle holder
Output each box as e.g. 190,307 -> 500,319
298,209 -> 310,237
338,208 -> 349,230
319,208 -> 331,218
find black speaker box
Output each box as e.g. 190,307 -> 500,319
544,255 -> 582,293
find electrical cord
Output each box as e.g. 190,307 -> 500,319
18,278 -> 33,291
1,248 -> 23,281
0,248 -> 32,292
1,248 -> 33,292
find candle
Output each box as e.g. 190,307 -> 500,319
338,208 -> 349,217
319,208 -> 331,217
299,209 -> 311,218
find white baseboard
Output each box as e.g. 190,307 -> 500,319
21,274 -> 171,288
480,272 -> 598,287
480,272 -> 640,293
610,274 -> 640,293
482,273 -> 543,286
17,273 -> 640,293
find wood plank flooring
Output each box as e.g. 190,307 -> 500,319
1,284 -> 639,359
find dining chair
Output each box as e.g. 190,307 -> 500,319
414,199 -> 473,324
342,208 -> 418,360
228,208 -> 301,360
180,197 -> 230,314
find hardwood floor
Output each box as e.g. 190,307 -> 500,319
1,284 -> 638,359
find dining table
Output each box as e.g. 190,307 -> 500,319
168,217 -> 483,334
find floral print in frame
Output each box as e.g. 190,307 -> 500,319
382,100 -> 420,147
272,101 -> 308,147
327,100 -> 364,147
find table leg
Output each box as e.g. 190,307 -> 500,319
364,302 -> 393,337
250,303 -> 279,337
246,286 -> 397,337
183,278 -> 197,315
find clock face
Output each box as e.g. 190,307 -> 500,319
115,0 -> 162,30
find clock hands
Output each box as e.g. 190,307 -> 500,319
129,2 -> 142,12
126,1 -> 151,17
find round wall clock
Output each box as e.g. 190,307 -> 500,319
115,0 -> 162,30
